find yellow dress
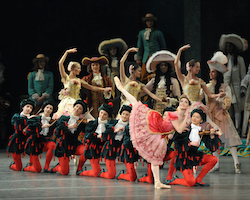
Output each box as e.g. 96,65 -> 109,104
120,77 -> 144,107
53,75 -> 83,119
182,77 -> 204,103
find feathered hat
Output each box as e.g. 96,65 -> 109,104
98,38 -> 128,55
219,33 -> 248,52
207,51 -> 228,74
146,50 -> 179,73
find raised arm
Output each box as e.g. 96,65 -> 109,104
174,44 -> 191,87
171,110 -> 189,133
58,48 -> 77,83
120,47 -> 138,84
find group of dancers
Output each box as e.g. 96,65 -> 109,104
6,38 -> 249,189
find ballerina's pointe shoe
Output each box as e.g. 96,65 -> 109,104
154,180 -> 171,189
114,76 -> 123,91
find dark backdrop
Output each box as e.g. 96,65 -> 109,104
0,0 -> 249,113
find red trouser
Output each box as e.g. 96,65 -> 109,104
24,141 -> 56,173
118,162 -> 137,181
99,159 -> 116,179
138,163 -> 154,184
163,150 -> 178,180
79,158 -> 101,177
53,144 -> 86,175
10,153 -> 23,171
171,154 -> 218,187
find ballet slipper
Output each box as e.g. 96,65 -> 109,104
154,179 -> 171,189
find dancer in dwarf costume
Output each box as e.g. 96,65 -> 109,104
7,99 -> 35,171
167,109 -> 218,187
77,102 -> 113,177
114,76 -> 189,189
23,100 -> 57,173
116,105 -> 139,182
99,104 -> 132,179
51,100 -> 88,175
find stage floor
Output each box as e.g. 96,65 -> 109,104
0,150 -> 249,200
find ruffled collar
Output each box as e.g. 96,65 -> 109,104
70,114 -> 79,121
117,119 -> 129,126
98,118 -> 108,124
41,114 -> 51,122
191,123 -> 201,131
35,69 -> 44,81
20,112 -> 30,118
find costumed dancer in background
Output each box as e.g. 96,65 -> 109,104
99,104 -> 131,179
116,105 -> 139,182
53,48 -> 111,119
241,64 -> 250,137
28,54 -> 54,113
174,44 -> 226,130
51,100 -> 88,175
7,99 -> 35,171
81,56 -> 113,118
219,34 -> 248,135
144,50 -> 181,112
24,100 -> 57,173
114,76 -> 189,189
167,109 -> 218,187
135,13 -> 166,84
98,38 -> 128,97
204,52 -> 242,173
77,103 -> 113,177
118,47 -> 163,116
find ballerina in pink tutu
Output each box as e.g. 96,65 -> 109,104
114,76 -> 189,189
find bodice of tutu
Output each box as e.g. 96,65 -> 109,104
183,77 -> 204,103
147,110 -> 178,134
122,77 -> 144,102
59,75 -> 81,100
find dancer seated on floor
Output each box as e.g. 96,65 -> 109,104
51,100 -> 88,175
99,104 -> 132,179
167,109 -> 218,187
114,76 -> 189,189
77,103 -> 113,177
24,100 -> 57,173
7,99 -> 36,171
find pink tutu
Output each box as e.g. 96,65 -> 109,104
129,101 -> 177,165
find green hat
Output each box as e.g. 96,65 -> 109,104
41,100 -> 57,114
191,109 -> 206,124
98,102 -> 113,117
73,100 -> 88,114
119,104 -> 132,115
20,99 -> 36,111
